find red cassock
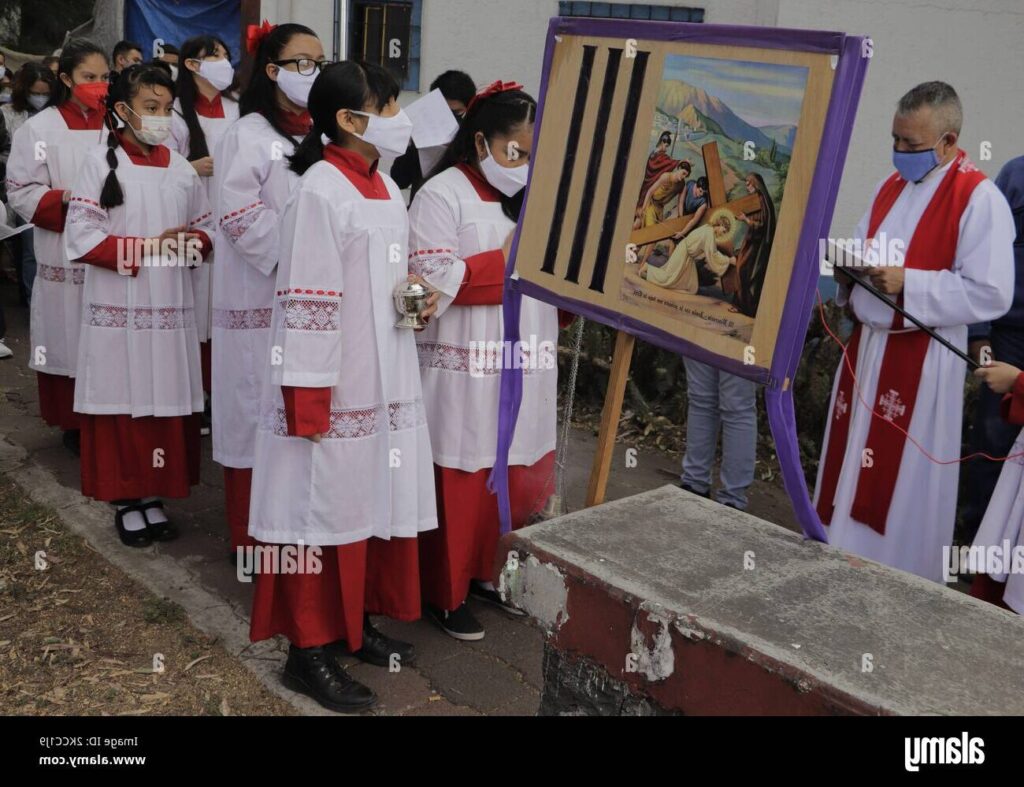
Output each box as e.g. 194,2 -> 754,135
248,385 -> 421,651
248,146 -> 433,652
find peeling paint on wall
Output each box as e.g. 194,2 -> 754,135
500,551 -> 569,633
629,606 -> 675,682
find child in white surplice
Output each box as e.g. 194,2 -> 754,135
248,60 -> 439,713
63,64 -> 213,546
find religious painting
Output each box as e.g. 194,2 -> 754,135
625,55 -> 808,340
510,19 -> 860,377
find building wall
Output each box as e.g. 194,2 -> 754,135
265,0 -> 1024,247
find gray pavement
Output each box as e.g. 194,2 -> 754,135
0,288 -> 798,715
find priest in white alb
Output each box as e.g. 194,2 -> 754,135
814,82 -> 1015,582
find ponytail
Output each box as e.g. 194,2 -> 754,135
286,60 -> 398,176
288,126 -> 325,176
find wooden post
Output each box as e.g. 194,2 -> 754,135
585,330 -> 636,507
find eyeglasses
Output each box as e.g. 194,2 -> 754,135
273,58 -> 333,76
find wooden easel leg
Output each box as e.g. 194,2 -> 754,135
585,330 -> 636,507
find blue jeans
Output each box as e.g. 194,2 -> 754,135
681,357 -> 757,509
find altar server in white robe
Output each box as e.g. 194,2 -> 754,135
210,22 -> 320,556
814,82 -> 1014,582
64,64 -> 213,547
408,81 -> 565,641
248,60 -> 438,713
168,34 -> 240,407
968,361 -> 1024,614
6,40 -> 110,453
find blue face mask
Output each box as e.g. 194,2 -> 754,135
892,136 -> 944,183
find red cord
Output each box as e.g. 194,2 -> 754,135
815,289 -> 1024,465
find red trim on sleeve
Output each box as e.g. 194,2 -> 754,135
32,189 -> 69,232
76,236 -> 144,277
557,309 -> 576,329
282,386 -> 332,437
1001,373 -> 1024,425
453,248 -> 505,306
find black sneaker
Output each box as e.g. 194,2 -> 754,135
468,581 -> 526,617
346,617 -> 416,668
282,644 -> 377,713
426,602 -> 485,641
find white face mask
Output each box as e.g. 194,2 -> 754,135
480,139 -> 529,197
196,58 -> 234,91
275,67 -> 316,108
122,105 -> 173,145
169,65 -> 179,81
28,94 -> 49,111
350,108 -> 413,158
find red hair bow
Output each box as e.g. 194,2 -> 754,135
246,19 -> 276,55
466,80 -> 524,114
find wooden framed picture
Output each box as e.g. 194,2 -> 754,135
510,18 -> 869,384
494,18 -> 869,541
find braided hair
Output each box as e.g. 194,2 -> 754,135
99,64 -> 175,209
420,87 -> 536,222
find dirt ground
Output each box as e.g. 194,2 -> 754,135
0,477 -> 295,716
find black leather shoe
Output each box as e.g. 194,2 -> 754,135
282,645 -> 377,713
349,618 -> 416,668
139,499 -> 178,542
114,503 -> 152,549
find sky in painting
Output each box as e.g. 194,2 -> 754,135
664,54 -> 808,128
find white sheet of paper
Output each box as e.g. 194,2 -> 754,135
406,89 -> 459,149
417,145 -> 446,178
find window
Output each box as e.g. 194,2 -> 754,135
558,2 -> 705,22
349,0 -> 422,91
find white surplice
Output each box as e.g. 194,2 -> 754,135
168,95 -> 240,343
63,145 -> 213,416
972,426 -> 1024,613
6,106 -> 106,377
407,166 -> 558,471
209,113 -> 301,468
814,158 -> 1015,581
248,159 -> 437,546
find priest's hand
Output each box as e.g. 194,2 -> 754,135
866,265 -> 904,295
407,274 -> 440,328
973,361 -> 1022,395
304,433 -> 322,443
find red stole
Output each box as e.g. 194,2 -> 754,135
817,150 -> 986,533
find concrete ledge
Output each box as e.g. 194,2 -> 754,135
497,485 -> 1024,715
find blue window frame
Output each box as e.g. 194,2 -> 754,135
558,2 -> 705,22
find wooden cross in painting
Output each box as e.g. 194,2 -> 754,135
586,141 -> 765,509
629,141 -> 764,249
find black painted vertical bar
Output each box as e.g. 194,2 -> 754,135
564,48 -> 622,285
539,45 -> 596,276
589,50 -> 650,293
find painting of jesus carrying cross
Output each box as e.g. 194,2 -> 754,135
623,54 -> 808,339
